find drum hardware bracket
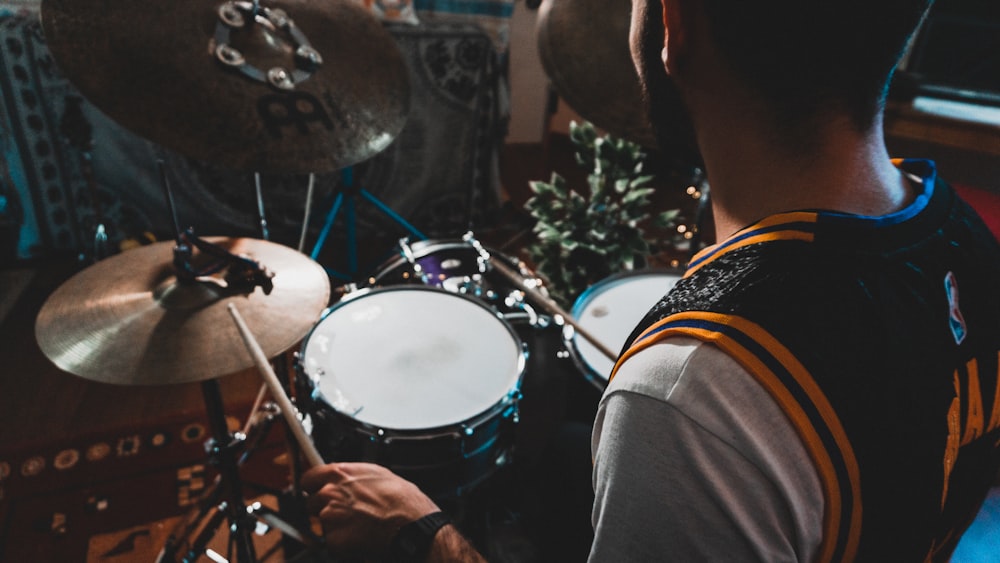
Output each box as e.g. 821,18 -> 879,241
238,405 -> 279,466
505,390 -> 523,425
464,231 -> 619,361
203,431 -> 247,460
212,0 -> 323,91
157,378 -> 323,562
398,237 -> 429,284
172,228 -> 275,295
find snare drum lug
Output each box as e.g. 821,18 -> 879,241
398,237 -> 416,263
338,283 -> 376,303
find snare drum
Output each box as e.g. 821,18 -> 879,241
564,270 -> 682,390
300,286 -> 526,498
364,238 -> 546,319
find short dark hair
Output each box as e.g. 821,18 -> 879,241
700,0 -> 934,131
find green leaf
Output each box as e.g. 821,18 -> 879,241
622,187 -> 655,205
629,174 -> 656,188
653,209 -> 682,227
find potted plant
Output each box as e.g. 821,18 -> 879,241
524,121 -> 684,307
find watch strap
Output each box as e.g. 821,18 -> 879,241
388,511 -> 451,562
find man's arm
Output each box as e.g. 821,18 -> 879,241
591,338 -> 823,561
301,462 -> 487,562
427,525 -> 489,563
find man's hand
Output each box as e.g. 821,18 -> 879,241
300,462 -> 441,558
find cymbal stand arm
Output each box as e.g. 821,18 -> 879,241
158,159 -> 184,244
254,173 -> 270,241
297,174 -> 316,253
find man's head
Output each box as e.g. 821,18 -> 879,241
631,0 -> 934,156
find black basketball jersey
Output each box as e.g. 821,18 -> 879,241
614,160 -> 1000,561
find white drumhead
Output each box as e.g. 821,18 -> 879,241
570,271 -> 681,382
302,288 -> 524,429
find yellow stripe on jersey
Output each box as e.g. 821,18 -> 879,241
683,212 -> 818,277
988,351 -> 1000,433
962,358 -> 984,445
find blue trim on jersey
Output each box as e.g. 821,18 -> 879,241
819,159 -> 937,226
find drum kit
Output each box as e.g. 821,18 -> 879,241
29,0 -> 686,560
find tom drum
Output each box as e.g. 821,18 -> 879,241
564,269 -> 682,390
299,286 -> 526,498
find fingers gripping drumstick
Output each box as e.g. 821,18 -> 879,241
228,303 -> 325,468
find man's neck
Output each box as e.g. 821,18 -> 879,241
695,110 -> 913,241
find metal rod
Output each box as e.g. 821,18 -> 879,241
462,233 -> 618,362
298,173 -> 316,253
489,257 -> 619,362
201,379 -> 257,562
158,159 -> 183,242
254,172 -> 270,241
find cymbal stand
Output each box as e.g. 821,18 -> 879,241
310,167 -> 427,280
156,379 -> 325,562
152,170 -> 322,562
156,380 -> 258,562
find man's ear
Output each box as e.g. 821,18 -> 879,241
662,0 -> 687,74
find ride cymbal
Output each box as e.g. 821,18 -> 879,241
35,238 -> 331,385
537,0 -> 656,148
40,0 -> 410,173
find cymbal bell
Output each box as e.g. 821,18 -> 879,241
40,0 -> 410,173
35,238 -> 331,385
536,0 -> 656,148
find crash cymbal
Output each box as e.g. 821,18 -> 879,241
536,0 -> 656,148
40,0 -> 410,173
35,237 -> 331,385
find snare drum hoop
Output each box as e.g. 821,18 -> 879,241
565,269 -> 683,389
366,239 -> 542,293
300,286 -> 526,439
369,239 -> 479,282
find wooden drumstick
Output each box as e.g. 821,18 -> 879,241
228,303 -> 325,468
487,258 -> 619,363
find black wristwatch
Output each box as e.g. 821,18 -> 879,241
388,511 -> 451,563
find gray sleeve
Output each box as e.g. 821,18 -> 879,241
589,338 -> 823,562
